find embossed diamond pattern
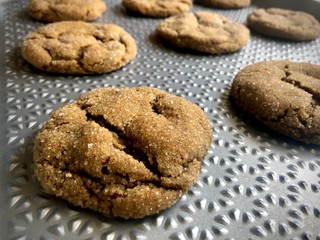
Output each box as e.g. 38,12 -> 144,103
1,0 -> 320,239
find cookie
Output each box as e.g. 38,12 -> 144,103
196,0 -> 251,9
28,0 -> 107,22
21,21 -> 137,74
156,11 -> 250,54
247,8 -> 320,41
230,60 -> 320,145
33,86 -> 212,219
122,0 -> 192,18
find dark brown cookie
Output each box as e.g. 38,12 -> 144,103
156,11 -> 250,54
230,60 -> 320,144
122,0 -> 192,18
33,86 -> 212,219
247,8 -> 320,41
28,0 -> 107,22
21,21 -> 137,74
196,0 -> 251,9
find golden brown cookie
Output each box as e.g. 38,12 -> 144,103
33,86 -> 212,219
28,0 -> 107,22
21,21 -> 137,74
156,11 -> 250,54
230,60 -> 320,144
196,0 -> 251,9
247,8 -> 320,41
122,0 -> 192,18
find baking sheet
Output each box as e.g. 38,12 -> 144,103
0,0 -> 319,239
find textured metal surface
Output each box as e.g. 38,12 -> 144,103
0,0 -> 320,239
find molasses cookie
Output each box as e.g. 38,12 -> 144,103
247,8 -> 320,41
28,0 -> 107,22
196,0 -> 251,9
230,60 -> 320,144
33,86 -> 212,219
122,0 -> 192,18
156,11 -> 250,54
21,21 -> 137,74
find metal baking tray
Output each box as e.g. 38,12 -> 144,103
0,0 -> 319,239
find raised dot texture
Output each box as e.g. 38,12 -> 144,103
1,0 -> 320,239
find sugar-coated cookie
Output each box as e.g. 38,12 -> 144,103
122,0 -> 192,18
247,8 -> 320,41
196,0 -> 251,9
33,86 -> 212,219
156,11 -> 250,54
21,21 -> 137,74
28,0 -> 107,22
231,60 -> 320,144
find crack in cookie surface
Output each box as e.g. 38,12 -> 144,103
281,64 -> 320,103
84,112 -> 161,178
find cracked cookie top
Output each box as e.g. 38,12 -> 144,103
230,60 -> 320,144
28,0 -> 107,22
247,8 -> 320,41
33,86 -> 212,218
156,11 -> 250,54
122,0 -> 192,18
21,21 -> 137,74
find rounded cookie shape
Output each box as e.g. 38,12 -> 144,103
230,60 -> 320,145
247,8 -> 320,41
122,0 -> 192,18
28,0 -> 107,22
156,11 -> 250,54
21,21 -> 137,74
196,0 -> 251,9
33,86 -> 212,219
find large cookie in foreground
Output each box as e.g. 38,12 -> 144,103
33,87 -> 212,219
21,21 -> 137,74
247,8 -> 320,41
122,0 -> 192,18
28,0 -> 107,22
230,60 -> 320,144
156,11 -> 250,54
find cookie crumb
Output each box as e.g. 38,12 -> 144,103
65,173 -> 72,178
